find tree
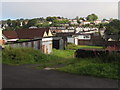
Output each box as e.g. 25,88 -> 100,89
77,20 -> 81,24
16,19 -> 21,27
105,19 -> 120,41
11,20 -> 17,28
86,14 -> 98,21
103,18 -> 107,21
7,19 -> 12,27
39,17 -> 45,21
27,19 -> 37,27
79,17 -> 85,21
46,16 -> 57,22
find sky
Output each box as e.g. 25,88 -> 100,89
0,0 -> 119,20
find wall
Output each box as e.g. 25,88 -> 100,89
42,38 -> 52,54
9,38 -> 53,54
78,40 -> 92,45
67,37 -> 74,44
67,37 -> 78,45
74,37 -> 78,45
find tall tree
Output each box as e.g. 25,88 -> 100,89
86,14 -> 98,21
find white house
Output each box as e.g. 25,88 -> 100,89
67,36 -> 78,45
80,21 -> 91,25
94,20 -> 102,24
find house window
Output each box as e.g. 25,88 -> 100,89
83,35 -> 90,39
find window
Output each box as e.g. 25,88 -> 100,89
83,35 -> 90,39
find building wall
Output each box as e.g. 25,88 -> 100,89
42,38 -> 52,54
48,30 -> 53,36
78,40 -> 92,45
0,28 -> 3,45
75,37 -> 78,45
67,37 -> 78,45
9,38 -> 52,54
67,37 -> 74,44
43,31 -> 48,37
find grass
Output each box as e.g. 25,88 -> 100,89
65,43 -> 103,50
77,45 -> 103,49
2,46 -> 120,79
16,39 -> 30,42
57,58 -> 119,79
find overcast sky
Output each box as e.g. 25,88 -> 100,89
1,1 -> 119,20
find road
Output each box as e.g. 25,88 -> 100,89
2,64 -> 119,88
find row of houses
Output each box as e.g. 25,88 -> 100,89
69,19 -> 110,26
50,26 -> 101,34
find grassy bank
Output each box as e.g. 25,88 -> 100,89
2,46 -> 120,79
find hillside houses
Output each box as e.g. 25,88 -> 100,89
1,16 -> 117,52
69,19 -> 79,25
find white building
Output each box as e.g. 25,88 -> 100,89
94,20 -> 102,24
80,21 -> 90,25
